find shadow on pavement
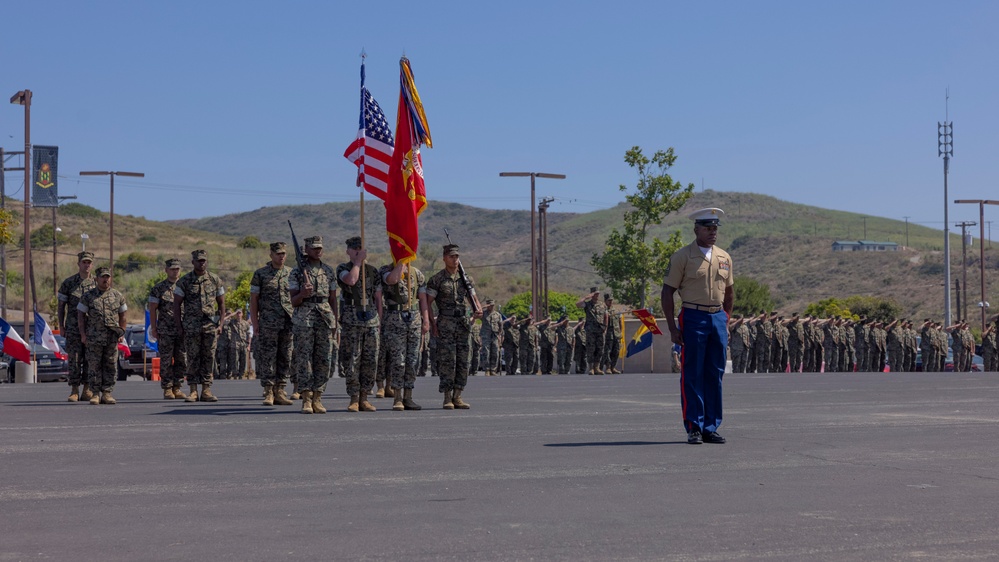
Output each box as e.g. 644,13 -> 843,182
544,441 -> 682,447
153,407 -> 301,416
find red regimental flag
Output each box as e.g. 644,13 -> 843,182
631,308 -> 663,335
385,69 -> 429,265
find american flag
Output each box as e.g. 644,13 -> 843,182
344,64 -> 394,200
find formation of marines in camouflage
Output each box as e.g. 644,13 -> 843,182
51,231 -> 999,408
216,310 -> 250,380
728,312 -> 997,373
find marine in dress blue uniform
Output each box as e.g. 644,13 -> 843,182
662,208 -> 735,445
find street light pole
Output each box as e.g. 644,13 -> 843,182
956,221 -> 976,323
539,197 -> 554,317
79,170 -> 144,272
954,199 -> 999,332
10,90 -> 32,337
499,172 -> 566,317
938,121 -> 954,326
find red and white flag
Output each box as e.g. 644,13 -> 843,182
343,61 -> 394,200
0,317 -> 31,364
34,311 -> 67,360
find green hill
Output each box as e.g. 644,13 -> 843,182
173,190 -> 998,321
2,191 -> 995,324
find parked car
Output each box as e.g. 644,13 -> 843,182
117,324 -> 157,380
3,335 -> 70,383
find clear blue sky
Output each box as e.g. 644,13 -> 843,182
2,0 -> 997,233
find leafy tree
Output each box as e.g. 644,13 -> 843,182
501,291 -> 584,321
732,276 -> 776,317
0,208 -> 19,245
18,223 -> 69,249
144,272 -> 167,295
804,297 -> 856,320
841,295 -> 903,323
60,202 -> 103,219
225,271 -> 253,312
591,146 -> 694,308
238,236 -> 266,249
115,251 -> 159,274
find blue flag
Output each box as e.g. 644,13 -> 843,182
626,325 -> 654,358
144,309 -> 158,352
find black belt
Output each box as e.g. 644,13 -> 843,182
303,296 -> 328,303
385,304 -> 417,312
683,303 -> 722,313
438,309 -> 466,318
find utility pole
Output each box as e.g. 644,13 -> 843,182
538,197 -> 554,317
955,278 -> 962,323
78,170 -> 145,272
10,90 -> 31,337
955,199 -> 999,332
938,116 -> 954,326
902,216 -> 910,248
862,216 -> 868,239
956,221 -> 976,323
0,147 -> 11,319
498,172 -> 566,317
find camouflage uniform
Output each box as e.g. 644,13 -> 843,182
426,268 -> 473,392
808,321 -> 824,372
215,317 -> 232,378
78,283 -> 127,394
854,322 -> 869,372
148,274 -> 187,390
174,264 -> 225,387
289,259 -> 338,393
846,324 -> 857,371
555,322 -> 572,374
822,322 -> 839,372
519,320 -> 538,374
250,260 -> 294,388
772,321 -> 789,372
481,307 -> 503,373
419,331 -> 430,376
228,317 -> 250,378
573,324 -> 588,374
469,323 -> 482,375
58,272 -> 96,388
337,261 -> 381,397
729,321 -> 750,373
888,324 -> 905,373
754,319 -> 773,373
904,325 -> 918,372
379,264 -> 425,391
582,298 -> 607,373
872,325 -> 888,372
602,308 -> 622,373
502,320 -> 519,376
539,323 -> 556,374
787,319 -> 804,373
919,324 -> 934,372
982,324 -> 997,372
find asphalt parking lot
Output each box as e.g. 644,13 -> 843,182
2,371 -> 999,561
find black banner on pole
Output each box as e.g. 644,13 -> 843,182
32,145 -> 59,207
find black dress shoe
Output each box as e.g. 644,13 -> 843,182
702,431 -> 726,444
687,431 -> 702,445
